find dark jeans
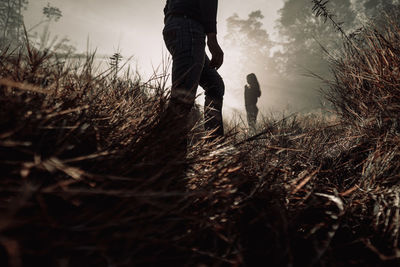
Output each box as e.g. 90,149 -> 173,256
163,15 -> 225,138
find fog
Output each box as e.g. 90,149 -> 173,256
24,1 -> 282,72
22,0 -> 389,117
22,1 -> 285,116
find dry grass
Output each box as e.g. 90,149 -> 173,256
1,13 -> 400,267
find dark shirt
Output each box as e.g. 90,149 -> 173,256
164,0 -> 218,34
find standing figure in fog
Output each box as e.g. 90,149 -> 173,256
244,73 -> 261,131
162,0 -> 225,150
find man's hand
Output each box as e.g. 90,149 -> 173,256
207,33 -> 224,70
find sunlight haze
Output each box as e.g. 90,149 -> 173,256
23,0 -> 312,116
24,0 -> 284,75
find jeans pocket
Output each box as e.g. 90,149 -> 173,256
163,26 -> 181,55
191,28 -> 205,47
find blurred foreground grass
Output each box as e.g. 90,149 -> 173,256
1,13 -> 400,267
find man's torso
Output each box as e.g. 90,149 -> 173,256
164,0 -> 218,34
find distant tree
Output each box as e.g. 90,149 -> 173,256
0,0 -> 29,46
275,0 -> 357,76
0,1 -> 74,55
258,0 -> 358,110
27,3 -> 76,55
363,0 -> 398,12
34,3 -> 63,51
109,52 -> 123,82
43,3 -> 62,22
28,2 -> 62,33
225,11 -> 273,74
352,0 -> 400,24
223,1 -> 397,112
224,8 -> 329,112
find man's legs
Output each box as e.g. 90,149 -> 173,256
164,17 -> 205,114
199,56 -> 225,138
162,17 -> 206,154
163,17 -> 224,143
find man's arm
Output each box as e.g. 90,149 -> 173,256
199,0 -> 224,69
207,33 -> 224,69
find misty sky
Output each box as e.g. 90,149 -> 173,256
24,0 -> 284,75
24,0 -> 285,115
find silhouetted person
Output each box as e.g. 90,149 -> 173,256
245,73 -> 261,131
162,0 -> 225,150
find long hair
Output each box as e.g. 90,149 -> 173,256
246,73 -> 260,95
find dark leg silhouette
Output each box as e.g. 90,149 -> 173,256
163,17 -> 225,145
162,16 -> 206,152
200,56 -> 225,139
246,105 -> 258,132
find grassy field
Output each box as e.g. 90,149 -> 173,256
1,13 -> 400,267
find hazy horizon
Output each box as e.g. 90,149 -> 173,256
24,0 -> 284,75
21,0 -> 386,117
23,0 -> 286,116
